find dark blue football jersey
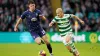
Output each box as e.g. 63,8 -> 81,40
21,9 -> 43,32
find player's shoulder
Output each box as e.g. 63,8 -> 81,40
64,14 -> 73,16
22,10 -> 29,14
35,9 -> 41,12
64,14 -> 70,16
64,14 -> 73,17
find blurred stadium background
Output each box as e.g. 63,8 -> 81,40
0,0 -> 100,56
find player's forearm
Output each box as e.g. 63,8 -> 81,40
73,15 -> 82,22
49,22 -> 54,27
43,16 -> 47,20
15,18 -> 22,28
50,22 -> 54,25
40,16 -> 46,20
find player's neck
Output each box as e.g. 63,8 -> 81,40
59,14 -> 64,18
29,9 -> 35,12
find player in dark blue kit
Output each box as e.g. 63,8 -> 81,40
14,0 -> 53,56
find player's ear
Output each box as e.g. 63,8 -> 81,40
26,4 -> 29,9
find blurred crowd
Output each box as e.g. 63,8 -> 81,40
0,0 -> 53,32
62,0 -> 100,32
0,0 -> 100,32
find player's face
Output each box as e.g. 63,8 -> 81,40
56,11 -> 63,18
29,4 -> 35,10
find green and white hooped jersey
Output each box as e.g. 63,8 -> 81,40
52,14 -> 73,37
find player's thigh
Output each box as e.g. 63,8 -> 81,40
30,31 -> 41,44
38,29 -> 49,44
34,37 -> 41,44
65,32 -> 73,42
42,35 -> 50,44
66,35 -> 71,42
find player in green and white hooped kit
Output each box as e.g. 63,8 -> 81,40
49,8 -> 84,56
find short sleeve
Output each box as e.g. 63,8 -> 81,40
69,14 -> 73,19
37,10 -> 43,16
64,14 -> 73,19
20,12 -> 26,19
52,17 -> 56,23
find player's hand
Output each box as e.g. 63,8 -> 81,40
80,20 -> 84,25
14,27 -> 18,31
49,23 -> 52,27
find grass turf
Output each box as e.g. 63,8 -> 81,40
0,43 -> 100,56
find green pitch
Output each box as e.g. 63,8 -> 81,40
0,43 -> 100,56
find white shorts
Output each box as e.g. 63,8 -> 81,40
61,32 -> 74,45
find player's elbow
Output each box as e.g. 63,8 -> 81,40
72,15 -> 79,20
72,15 -> 76,18
17,18 -> 22,23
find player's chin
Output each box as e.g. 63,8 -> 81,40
58,15 -> 60,17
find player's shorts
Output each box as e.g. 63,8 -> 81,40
61,32 -> 74,45
30,28 -> 46,39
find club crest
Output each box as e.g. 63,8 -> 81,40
31,18 -> 37,21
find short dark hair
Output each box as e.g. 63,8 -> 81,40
28,0 -> 35,5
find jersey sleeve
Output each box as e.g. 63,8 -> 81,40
38,10 -> 43,16
69,14 -> 73,18
51,17 -> 56,23
68,14 -> 73,19
20,12 -> 26,19
65,14 -> 73,19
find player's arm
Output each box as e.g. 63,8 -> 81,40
39,16 -> 47,21
14,12 -> 26,31
14,18 -> 22,31
71,14 -> 84,24
38,10 -> 47,21
49,21 -> 55,27
49,18 -> 56,27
